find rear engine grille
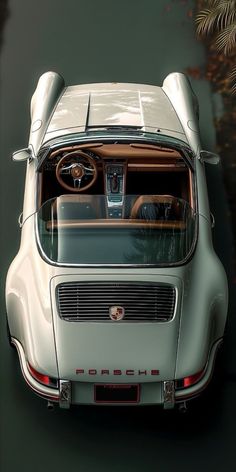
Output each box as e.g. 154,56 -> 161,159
56,282 -> 176,322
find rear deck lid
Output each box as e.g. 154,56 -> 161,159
50,273 -> 182,382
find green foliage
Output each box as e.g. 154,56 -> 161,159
196,0 -> 236,92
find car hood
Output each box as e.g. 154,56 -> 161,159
50,273 -> 182,382
43,83 -> 186,144
29,72 -> 200,156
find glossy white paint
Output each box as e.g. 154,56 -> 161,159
6,72 -> 228,408
45,83 -> 185,139
28,72 -> 196,154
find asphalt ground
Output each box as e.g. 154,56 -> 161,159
0,1 -> 235,471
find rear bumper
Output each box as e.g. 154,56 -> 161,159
12,337 -> 222,409
12,338 -> 61,404
175,338 -> 223,402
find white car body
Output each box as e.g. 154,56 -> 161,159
6,71 -> 228,409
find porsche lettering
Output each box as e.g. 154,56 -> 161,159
76,369 -> 160,376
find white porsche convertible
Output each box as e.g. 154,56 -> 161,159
6,71 -> 228,410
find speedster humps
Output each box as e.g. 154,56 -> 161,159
6,71 -> 228,410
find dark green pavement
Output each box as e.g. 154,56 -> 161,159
0,1 -> 235,471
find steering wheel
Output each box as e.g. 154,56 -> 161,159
56,151 -> 98,192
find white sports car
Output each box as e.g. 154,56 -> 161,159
6,71 -> 228,410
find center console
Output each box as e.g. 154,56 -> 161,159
104,162 -> 126,218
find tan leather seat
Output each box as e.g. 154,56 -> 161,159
130,195 -> 180,220
53,194 -> 104,220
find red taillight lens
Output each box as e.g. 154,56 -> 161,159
27,363 -> 57,388
176,369 -> 205,389
183,370 -> 204,387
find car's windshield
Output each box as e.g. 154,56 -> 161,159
37,195 -> 196,266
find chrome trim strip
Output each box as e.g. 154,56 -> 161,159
163,380 -> 175,409
12,338 -> 60,401
175,338 -> 223,401
56,282 -> 177,323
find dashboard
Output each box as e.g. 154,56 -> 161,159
39,143 -> 192,217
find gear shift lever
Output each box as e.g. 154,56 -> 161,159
111,173 -> 119,193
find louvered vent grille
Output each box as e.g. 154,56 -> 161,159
56,282 -> 176,322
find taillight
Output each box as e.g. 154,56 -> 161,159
27,363 -> 58,388
176,369 -> 205,389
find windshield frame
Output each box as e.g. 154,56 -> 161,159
37,131 -> 194,170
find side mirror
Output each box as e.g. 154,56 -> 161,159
199,150 -> 220,165
12,147 -> 33,162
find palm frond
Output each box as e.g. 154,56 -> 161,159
229,64 -> 236,79
196,1 -> 236,95
207,0 -> 236,13
230,81 -> 236,93
215,23 -> 236,54
196,8 -> 221,36
196,1 -> 236,36
215,1 -> 236,31
229,65 -> 236,93
206,0 -> 219,5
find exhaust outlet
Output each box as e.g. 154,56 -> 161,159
178,401 -> 188,413
47,401 -> 54,411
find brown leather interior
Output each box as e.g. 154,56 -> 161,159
130,195 -> 181,219
53,194 -> 104,219
40,142 -> 193,212
50,143 -> 103,158
50,143 -> 182,160
90,144 -> 182,159
46,219 -> 186,231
